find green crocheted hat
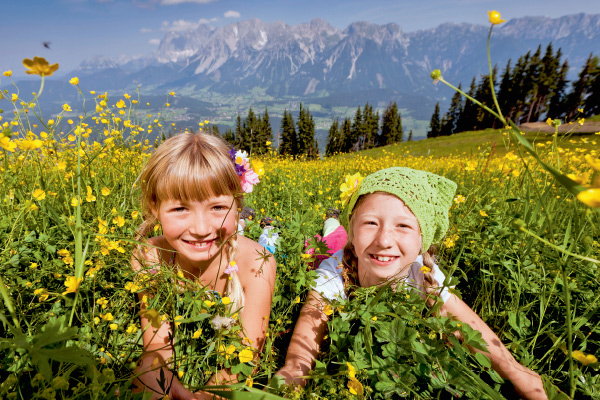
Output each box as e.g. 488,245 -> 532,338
342,167 -> 457,253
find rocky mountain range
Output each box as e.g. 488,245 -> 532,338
4,14 -> 599,131
75,14 -> 599,103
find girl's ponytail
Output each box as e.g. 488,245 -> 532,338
135,213 -> 158,241
226,234 -> 245,309
421,246 -> 442,306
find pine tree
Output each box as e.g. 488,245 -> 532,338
234,113 -> 243,148
407,130 -> 413,141
346,106 -> 363,151
583,55 -> 600,117
457,77 -> 478,132
440,84 -> 463,135
223,128 -> 236,146
427,102 -> 441,138
325,118 -> 341,156
361,103 -> 379,150
340,117 -> 352,153
279,109 -> 298,156
297,103 -> 316,159
379,102 -> 403,146
547,60 -> 570,119
564,54 -> 599,118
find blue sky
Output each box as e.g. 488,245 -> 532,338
2,0 -> 599,77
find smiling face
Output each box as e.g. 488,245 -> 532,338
154,195 -> 237,271
350,192 -> 422,287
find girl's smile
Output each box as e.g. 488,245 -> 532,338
351,192 -> 422,287
153,195 -> 237,271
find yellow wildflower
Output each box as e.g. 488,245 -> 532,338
101,187 -> 110,196
222,296 -> 231,305
192,329 -> 203,339
109,323 -> 118,331
124,282 -> 140,293
253,159 -> 265,176
488,10 -> 506,25
19,139 -> 43,150
480,210 -> 488,217
116,99 -> 126,109
62,276 -> 82,295
11,93 -> 18,102
140,309 -> 162,329
245,376 -> 253,387
71,197 -> 79,207
32,189 -> 46,201
69,77 -> 79,85
103,312 -> 114,321
239,348 -> 254,363
63,103 -> 72,112
23,57 -> 59,76
340,172 -> 364,206
113,215 -> 125,227
0,134 -> 17,152
323,304 -> 333,316
577,189 -> 600,208
572,350 -> 597,366
2,70 -> 12,77
420,266 -> 432,274
126,324 -> 138,334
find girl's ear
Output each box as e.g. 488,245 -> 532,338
150,202 -> 159,219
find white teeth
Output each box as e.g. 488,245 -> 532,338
373,255 -> 395,262
186,240 -> 212,249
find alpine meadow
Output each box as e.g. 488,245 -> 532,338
0,9 -> 599,400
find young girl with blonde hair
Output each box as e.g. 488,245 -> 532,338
132,132 -> 276,399
277,167 -> 547,400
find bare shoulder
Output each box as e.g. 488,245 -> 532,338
131,236 -> 171,272
235,235 -> 276,281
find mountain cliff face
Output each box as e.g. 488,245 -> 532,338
73,14 -> 600,108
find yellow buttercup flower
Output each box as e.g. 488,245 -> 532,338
140,309 -> 162,329
238,348 -> 254,363
19,139 -> 43,150
488,10 -> 506,25
253,159 -> 265,176
101,187 -> 111,196
32,189 -> 46,201
2,70 -> 12,77
62,276 -> 82,295
572,350 -> 598,366
192,329 -> 203,339
577,189 -> 600,208
11,93 -> 18,102
323,304 -> 333,316
340,172 -> 364,206
0,134 -> 17,152
116,99 -> 126,109
22,57 -> 59,76
63,103 -> 72,112
69,77 -> 79,85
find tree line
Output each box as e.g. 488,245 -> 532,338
204,101 -> 410,158
428,43 -> 600,138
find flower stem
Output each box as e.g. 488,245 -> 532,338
486,26 -> 506,125
438,78 -> 503,122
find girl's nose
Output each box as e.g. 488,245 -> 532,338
190,215 -> 209,236
373,227 -> 392,248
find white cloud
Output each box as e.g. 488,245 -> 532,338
224,10 -> 241,18
140,27 -> 153,33
161,17 -> 217,31
149,38 -> 161,45
160,0 -> 215,5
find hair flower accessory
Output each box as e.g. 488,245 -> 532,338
340,172 -> 365,207
229,148 -> 260,193
224,261 -> 239,275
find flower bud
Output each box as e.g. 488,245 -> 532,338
430,69 -> 442,80
511,218 -> 525,230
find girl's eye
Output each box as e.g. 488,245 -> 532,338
173,207 -> 186,212
212,205 -> 229,211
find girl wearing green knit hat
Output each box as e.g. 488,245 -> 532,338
276,167 -> 546,400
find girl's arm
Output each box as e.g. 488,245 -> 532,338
206,240 -> 278,386
441,295 -> 547,400
131,246 -> 212,400
275,290 -> 329,386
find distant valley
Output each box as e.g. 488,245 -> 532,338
4,13 -> 600,144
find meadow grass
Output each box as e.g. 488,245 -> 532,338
0,68 -> 599,399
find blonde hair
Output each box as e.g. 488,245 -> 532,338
341,193 -> 440,303
136,132 -> 245,307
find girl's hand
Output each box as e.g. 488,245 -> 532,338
441,294 -> 548,400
